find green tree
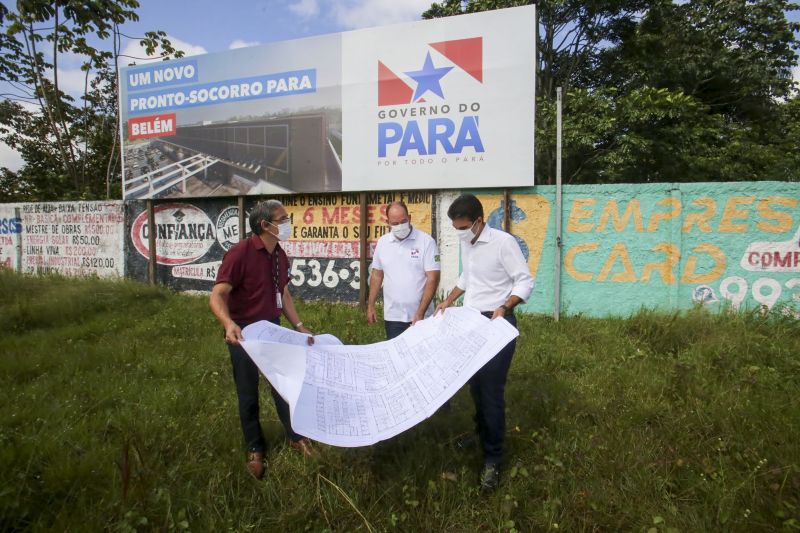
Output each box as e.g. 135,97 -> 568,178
600,0 -> 800,122
423,0 -> 648,98
423,0 -> 800,184
568,0 -> 800,183
424,0 -> 654,183
0,0 -> 183,201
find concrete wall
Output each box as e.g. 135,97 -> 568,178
1,201 -> 124,277
3,181 -> 798,317
0,204 -> 22,270
466,182 -> 800,316
124,191 -> 437,300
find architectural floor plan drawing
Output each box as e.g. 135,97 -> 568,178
240,307 -> 519,447
242,319 -> 343,347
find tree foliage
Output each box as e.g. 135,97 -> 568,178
0,0 -> 182,201
0,1 -> 798,201
424,0 -> 800,184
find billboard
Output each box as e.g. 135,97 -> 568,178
118,6 -> 536,200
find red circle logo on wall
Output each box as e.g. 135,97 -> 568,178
131,203 -> 216,265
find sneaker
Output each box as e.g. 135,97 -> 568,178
479,463 -> 500,493
246,451 -> 265,480
289,437 -> 319,459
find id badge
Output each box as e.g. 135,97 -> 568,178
275,292 -> 283,309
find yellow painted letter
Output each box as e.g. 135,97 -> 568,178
598,243 -> 637,282
641,243 -> 680,284
567,199 -> 596,232
756,196 -> 797,233
647,197 -> 682,233
682,197 -> 717,233
597,199 -> 645,233
681,244 -> 726,284
564,242 -> 598,281
719,196 -> 753,233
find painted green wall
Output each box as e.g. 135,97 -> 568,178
476,182 -> 800,317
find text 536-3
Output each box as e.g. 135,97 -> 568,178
289,259 -> 361,290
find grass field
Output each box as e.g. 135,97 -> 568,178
1,270 -> 799,532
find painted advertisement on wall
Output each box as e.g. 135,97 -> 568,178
472,193 -> 552,306
475,182 -> 800,317
0,204 -> 21,270
1,181 -> 792,318
124,192 -> 437,300
126,200 -> 232,291
14,201 -> 124,277
276,191 -> 434,299
118,5 -> 535,200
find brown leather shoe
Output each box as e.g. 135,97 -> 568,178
289,438 -> 319,459
246,451 -> 265,479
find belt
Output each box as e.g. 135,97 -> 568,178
481,310 -> 514,318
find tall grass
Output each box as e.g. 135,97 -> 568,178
1,270 -> 798,531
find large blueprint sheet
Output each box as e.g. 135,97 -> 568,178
242,319 -> 343,347
240,307 -> 519,447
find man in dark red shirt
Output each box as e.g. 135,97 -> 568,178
210,199 -> 316,479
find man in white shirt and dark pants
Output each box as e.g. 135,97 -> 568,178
435,193 -> 534,493
367,201 -> 441,339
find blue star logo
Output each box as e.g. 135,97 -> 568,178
404,52 -> 453,102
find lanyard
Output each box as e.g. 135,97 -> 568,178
271,248 -> 283,309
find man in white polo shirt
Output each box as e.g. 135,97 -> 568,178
435,193 -> 534,493
367,201 -> 441,339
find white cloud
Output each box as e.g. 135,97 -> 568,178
54,67 -> 96,97
0,142 -> 24,172
16,100 -> 41,114
120,34 -> 207,65
229,39 -> 261,50
0,100 -> 38,171
53,50 -> 88,70
8,66 -> 101,105
330,0 -> 431,30
289,0 -> 320,18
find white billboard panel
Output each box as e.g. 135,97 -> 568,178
118,6 -> 535,199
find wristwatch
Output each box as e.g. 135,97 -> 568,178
294,321 -> 304,329
499,304 -> 511,313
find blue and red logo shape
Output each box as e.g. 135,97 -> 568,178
378,37 -> 483,106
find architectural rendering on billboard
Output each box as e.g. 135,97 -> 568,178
118,6 -> 536,200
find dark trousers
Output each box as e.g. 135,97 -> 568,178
384,320 -> 411,340
227,318 -> 302,452
470,313 -> 517,465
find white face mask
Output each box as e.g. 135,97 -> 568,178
455,220 -> 478,243
391,222 -> 411,240
276,221 -> 292,241
268,220 -> 292,241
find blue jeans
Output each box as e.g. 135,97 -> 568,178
384,320 -> 411,340
470,313 -> 517,465
227,317 -> 302,452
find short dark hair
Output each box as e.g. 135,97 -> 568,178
386,201 -> 409,218
249,199 -> 284,235
447,194 -> 483,222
